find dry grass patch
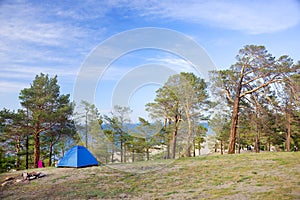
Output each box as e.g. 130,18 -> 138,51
1,152 -> 299,199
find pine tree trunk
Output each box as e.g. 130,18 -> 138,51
286,113 -> 291,151
254,110 -> 260,153
85,111 -> 88,149
185,115 -> 192,157
228,91 -> 241,154
48,143 -> 53,167
16,137 -> 21,169
111,144 -> 114,163
171,114 -> 179,159
166,119 -> 171,159
167,143 -> 170,159
26,135 -> 29,169
193,139 -> 196,157
146,148 -> 149,161
132,149 -> 134,162
171,129 -> 177,159
120,140 -> 123,162
26,109 -> 29,169
220,140 -> 223,155
228,66 -> 245,154
254,136 -> 260,153
111,135 -> 114,163
33,132 -> 40,168
238,129 -> 241,154
124,143 -> 127,163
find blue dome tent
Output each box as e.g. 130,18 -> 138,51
57,146 -> 98,168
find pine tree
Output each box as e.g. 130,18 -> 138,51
19,73 -> 72,168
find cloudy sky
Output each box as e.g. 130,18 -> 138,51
1,0 -> 300,121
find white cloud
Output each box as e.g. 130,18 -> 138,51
147,57 -> 200,75
52,0 -> 110,20
0,1 -> 99,65
0,0 -> 99,96
126,0 -> 300,34
0,81 -> 29,93
0,2 -> 82,46
0,66 -> 78,80
1,0 -> 299,111
0,65 -> 78,95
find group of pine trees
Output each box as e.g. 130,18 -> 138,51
0,74 -> 78,172
0,45 -> 299,172
210,45 -> 300,154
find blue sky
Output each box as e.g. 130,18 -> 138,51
1,0 -> 300,122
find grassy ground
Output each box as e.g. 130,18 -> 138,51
1,152 -> 299,199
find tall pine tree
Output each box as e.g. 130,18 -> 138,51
19,73 -> 72,168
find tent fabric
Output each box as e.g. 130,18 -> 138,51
57,146 -> 98,168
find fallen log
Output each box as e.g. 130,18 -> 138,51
1,171 -> 47,187
23,172 -> 47,181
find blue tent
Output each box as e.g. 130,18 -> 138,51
57,146 -> 98,168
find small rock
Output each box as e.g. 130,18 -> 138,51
119,193 -> 128,199
22,172 -> 28,180
15,179 -> 23,183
